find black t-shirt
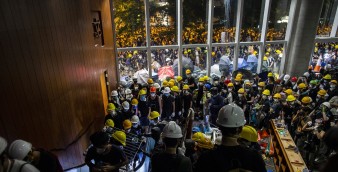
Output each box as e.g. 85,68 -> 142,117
195,145 -> 266,172
138,100 -> 149,117
148,96 -> 160,112
85,144 -> 127,172
182,93 -> 193,110
35,148 -> 63,172
151,153 -> 193,172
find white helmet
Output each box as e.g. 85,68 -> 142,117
303,72 -> 310,78
125,89 -> 132,94
323,102 -> 331,108
0,136 -> 7,155
132,76 -> 138,80
131,115 -> 140,123
162,87 -> 171,94
154,83 -> 161,89
162,121 -> 183,138
166,58 -> 171,62
122,101 -> 130,110
216,103 -> 246,128
120,80 -> 128,88
111,90 -> 118,97
8,140 -> 32,160
283,74 -> 290,81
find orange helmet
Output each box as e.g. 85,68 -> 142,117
150,86 -> 156,93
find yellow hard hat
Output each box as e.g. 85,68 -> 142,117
258,82 -> 265,87
211,52 -> 216,56
199,77 -> 205,82
245,82 -> 252,86
234,76 -> 242,82
168,81 -> 175,88
107,103 -> 116,111
330,80 -> 337,84
162,80 -> 168,87
276,50 -> 282,54
335,45 -> 338,49
112,131 -> 126,146
184,51 -> 188,55
268,72 -> 273,77
139,89 -> 147,95
105,119 -> 115,128
131,98 -> 138,105
264,56 -> 268,61
240,125 -> 258,143
127,54 -> 133,58
192,132 -> 214,149
186,69 -> 191,74
265,52 -> 269,55
123,120 -> 132,130
273,93 -> 281,99
176,76 -> 183,82
204,76 -> 209,81
318,89 -> 327,96
284,89 -> 293,95
227,82 -> 234,87
148,111 -> 160,119
286,95 -> 296,102
298,83 -> 307,89
301,96 -> 311,104
262,89 -> 270,96
238,88 -> 245,94
147,78 -> 154,84
183,85 -> 189,90
133,50 -> 138,55
169,79 -> 175,83
236,73 -> 243,79
171,86 -> 180,92
323,74 -> 331,80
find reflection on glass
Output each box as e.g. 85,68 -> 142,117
241,0 -> 264,41
267,0 -> 291,40
114,0 -> 146,48
316,0 -> 338,37
264,44 -> 284,74
310,42 -> 338,69
118,50 -> 148,81
150,1 -> 177,45
183,0 -> 208,44
180,47 -> 208,79
212,46 -> 234,77
213,0 -> 238,43
150,49 -> 178,82
238,45 -> 260,73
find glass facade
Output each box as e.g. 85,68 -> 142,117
114,0 -> 338,82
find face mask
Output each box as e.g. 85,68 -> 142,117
183,90 -> 188,95
150,93 -> 156,97
238,94 -> 243,98
187,74 -> 191,78
319,85 -> 324,89
290,101 -> 295,105
274,99 -> 279,102
284,79 -> 288,82
199,82 -> 204,86
132,123 -> 138,128
292,82 -> 296,85
245,89 -> 250,92
235,82 -> 240,85
262,95 -> 267,99
140,95 -> 146,101
134,86 -> 139,90
258,87 -> 262,91
228,88 -> 232,92
149,120 -> 155,125
123,108 -> 129,112
109,111 -> 116,116
324,80 -> 328,83
96,147 -> 107,154
164,93 -> 170,97
223,89 -> 227,93
214,81 -> 219,85
330,85 -> 336,89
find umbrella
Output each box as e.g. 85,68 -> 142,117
219,55 -> 231,65
237,58 -> 249,69
210,64 -> 222,78
247,54 -> 258,63
173,56 -> 194,76
133,69 -> 149,84
157,66 -> 174,81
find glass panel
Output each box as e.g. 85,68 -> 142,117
267,0 -> 291,40
117,50 -> 148,82
213,0 -> 238,43
150,48 -> 178,82
241,0 -> 264,42
212,46 -> 235,78
310,42 -> 337,70
264,44 -> 285,74
238,45 -> 260,73
183,0 -> 208,44
181,47 -> 208,79
149,1 -> 177,45
114,0 -> 146,48
317,0 -> 338,37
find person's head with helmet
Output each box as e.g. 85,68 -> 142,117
286,95 -> 297,106
162,87 -> 171,97
162,121 -> 183,153
186,69 -> 192,78
139,89 -> 147,102
257,82 -> 265,92
148,111 -> 160,125
182,84 -> 190,95
262,89 -> 270,100
213,76 -> 220,86
111,90 -> 119,102
123,119 -> 132,133
131,115 -> 140,128
148,78 -> 154,87
238,125 -> 258,148
150,86 -> 157,99
237,88 -> 245,99
216,103 -> 246,145
329,80 -> 337,91
244,82 -> 252,92
291,77 -> 297,85
106,103 -> 117,117
122,101 -> 130,112
309,80 -> 318,89
301,96 -> 312,106
227,82 -> 234,92
283,74 -> 290,83
323,74 -> 331,83
105,119 -> 115,128
297,83 -> 307,92
112,131 -> 127,147
176,76 -> 183,83
171,86 -> 181,96
317,89 -> 327,102
198,77 -> 205,86
203,83 -> 211,91
0,137 -> 39,171
273,93 -> 281,103
162,80 -> 168,88
125,88 -> 133,101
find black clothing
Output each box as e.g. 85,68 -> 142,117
85,144 -> 127,172
186,77 -> 197,92
162,95 -> 175,119
174,94 -> 182,114
309,87 -> 319,102
182,93 -> 193,117
328,87 -> 338,100
138,100 -> 149,117
148,96 -> 160,112
151,153 -> 193,172
208,94 -> 225,124
195,145 -> 266,172
35,148 -> 63,172
282,80 -> 292,89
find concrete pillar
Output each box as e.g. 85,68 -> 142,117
285,0 -> 324,76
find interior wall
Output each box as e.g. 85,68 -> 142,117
0,0 -> 116,169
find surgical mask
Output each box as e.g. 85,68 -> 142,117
274,99 -> 279,102
214,81 -> 219,85
164,93 -> 170,97
134,86 -> 139,90
140,95 -> 146,101
262,95 -> 267,99
150,93 -> 156,97
112,96 -> 118,100
228,88 -> 232,92
245,89 -> 250,92
290,101 -> 295,105
109,111 -> 116,116
123,108 -> 129,112
330,85 -> 336,89
183,90 -> 189,94
238,94 -> 243,98
319,85 -> 324,89
199,82 -> 204,86
132,123 -> 138,128
291,82 -> 296,85
258,87 -> 262,91
187,74 -> 191,77
149,120 -> 155,125
223,89 -> 227,93
324,80 -> 328,83
235,82 -> 240,85
284,79 -> 288,82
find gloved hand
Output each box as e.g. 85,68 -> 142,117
171,112 -> 175,117
177,143 -> 186,155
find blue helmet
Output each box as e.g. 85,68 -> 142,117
192,127 -> 201,133
204,83 -> 211,90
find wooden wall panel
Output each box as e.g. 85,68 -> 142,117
0,0 -> 116,169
